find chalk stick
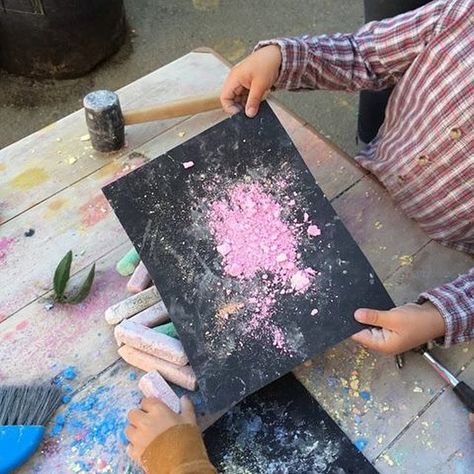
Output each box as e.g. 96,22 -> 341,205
119,345 -> 197,391
138,371 -> 180,413
127,261 -> 152,293
116,247 -> 140,276
129,301 -> 170,327
105,286 -> 159,325
115,319 -> 188,366
153,322 -> 179,339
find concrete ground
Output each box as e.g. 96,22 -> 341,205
0,0 -> 363,155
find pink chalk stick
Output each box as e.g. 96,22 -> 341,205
138,371 -> 180,413
105,286 -> 159,324
119,345 -> 197,391
127,261 -> 152,293
115,319 -> 188,366
129,301 -> 170,327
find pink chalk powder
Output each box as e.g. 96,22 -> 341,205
208,182 -> 321,353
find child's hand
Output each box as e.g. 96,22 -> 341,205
351,302 -> 445,355
220,45 -> 282,118
125,396 -> 197,464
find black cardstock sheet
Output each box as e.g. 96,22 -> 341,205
103,102 -> 394,412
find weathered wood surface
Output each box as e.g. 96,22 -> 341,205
0,49 -> 472,473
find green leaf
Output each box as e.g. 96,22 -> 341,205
53,250 -> 72,301
65,263 -> 96,304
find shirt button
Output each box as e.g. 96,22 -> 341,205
449,127 -> 462,140
418,155 -> 430,166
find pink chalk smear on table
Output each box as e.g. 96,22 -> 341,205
0,237 -> 14,260
208,182 -> 320,352
182,161 -> 194,169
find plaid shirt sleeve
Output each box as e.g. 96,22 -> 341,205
255,0 -> 447,91
419,268 -> 474,347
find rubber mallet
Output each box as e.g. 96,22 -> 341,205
83,90 -> 222,152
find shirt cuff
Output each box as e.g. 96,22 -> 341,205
254,37 -> 310,90
418,269 -> 474,347
142,424 -> 216,474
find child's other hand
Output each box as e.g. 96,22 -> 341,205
220,45 -> 282,118
351,302 -> 445,355
125,396 -> 197,464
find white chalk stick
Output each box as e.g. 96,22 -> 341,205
139,371 -> 180,413
115,319 -> 188,366
119,345 -> 197,391
129,301 -> 170,327
105,286 -> 159,324
127,261 -> 152,294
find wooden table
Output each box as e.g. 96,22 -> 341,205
1,49 -> 472,473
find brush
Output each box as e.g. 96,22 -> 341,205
415,346 -> 474,412
0,384 -> 63,473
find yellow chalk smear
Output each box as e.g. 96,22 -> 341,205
9,167 -> 48,189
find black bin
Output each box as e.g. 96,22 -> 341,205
0,0 -> 126,78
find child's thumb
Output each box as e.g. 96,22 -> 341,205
180,395 -> 197,424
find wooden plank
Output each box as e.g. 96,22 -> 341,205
0,110 -> 227,319
332,175 -> 430,280
384,240 -> 473,306
374,357 -> 474,473
0,52 -> 229,224
20,361 -> 141,473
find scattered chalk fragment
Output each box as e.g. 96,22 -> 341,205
116,247 -> 140,276
182,161 -> 194,169
354,438 -> 368,451
310,308 -> 319,316
129,301 -> 169,327
128,371 -> 137,381
105,286 -> 160,324
153,322 -> 179,339
307,225 -> 321,237
114,319 -> 188,366
178,131 -> 186,138
127,261 -> 151,293
138,371 -> 180,413
118,345 -> 197,391
63,366 -> 77,380
80,134 -> 90,142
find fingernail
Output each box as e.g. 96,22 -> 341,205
246,107 -> 257,117
354,309 -> 365,322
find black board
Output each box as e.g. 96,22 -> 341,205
204,373 -> 378,473
103,102 -> 394,412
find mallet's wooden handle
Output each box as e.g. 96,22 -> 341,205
123,92 -> 222,125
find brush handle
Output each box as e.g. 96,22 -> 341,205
0,425 -> 45,473
454,382 -> 474,413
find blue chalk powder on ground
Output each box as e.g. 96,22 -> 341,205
355,438 -> 368,451
63,366 -> 77,380
359,391 -> 371,401
128,371 -> 137,381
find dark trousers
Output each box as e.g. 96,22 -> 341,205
357,0 -> 431,143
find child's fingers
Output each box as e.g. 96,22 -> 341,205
354,308 -> 398,331
351,327 -> 393,354
245,79 -> 267,118
180,395 -> 197,424
140,397 -> 169,413
469,413 -> 474,433
221,78 -> 244,115
124,424 -> 138,444
127,444 -> 140,462
128,408 -> 148,426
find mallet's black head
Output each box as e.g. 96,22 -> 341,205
84,90 -> 125,152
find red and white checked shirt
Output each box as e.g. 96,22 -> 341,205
257,0 -> 473,346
